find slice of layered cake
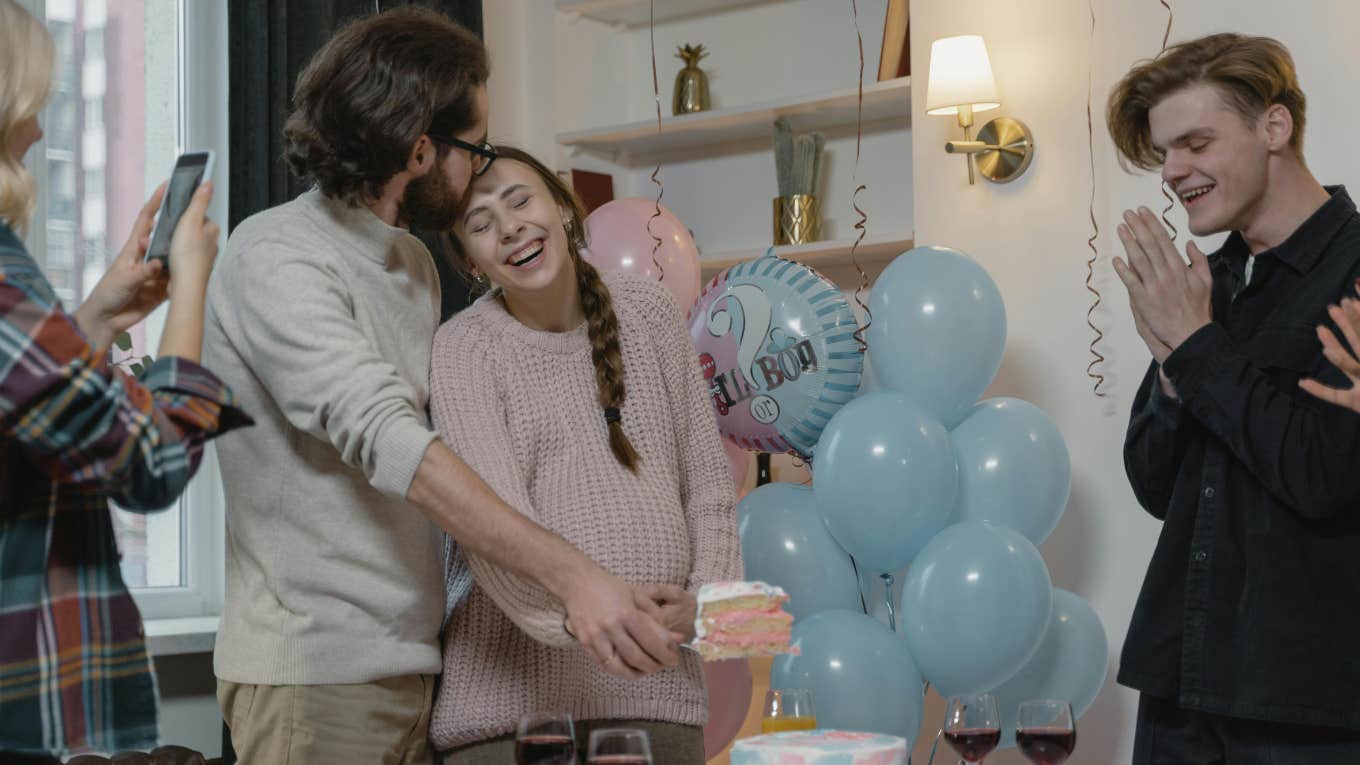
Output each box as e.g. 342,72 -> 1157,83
693,581 -> 797,660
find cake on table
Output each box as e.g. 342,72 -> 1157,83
692,580 -> 796,660
731,731 -> 908,765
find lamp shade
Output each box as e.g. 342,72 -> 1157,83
926,35 -> 1001,115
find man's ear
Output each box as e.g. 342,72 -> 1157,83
407,135 -> 436,175
1261,103 -> 1294,153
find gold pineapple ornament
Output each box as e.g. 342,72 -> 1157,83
673,44 -> 711,115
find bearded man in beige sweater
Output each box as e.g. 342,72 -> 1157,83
203,9 -> 682,764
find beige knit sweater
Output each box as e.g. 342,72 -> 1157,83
427,272 -> 741,750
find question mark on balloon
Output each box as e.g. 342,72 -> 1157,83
707,283 -> 773,390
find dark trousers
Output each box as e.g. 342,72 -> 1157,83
1134,694 -> 1360,764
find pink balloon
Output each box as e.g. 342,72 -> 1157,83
703,658 -> 753,758
582,198 -> 702,316
723,437 -> 750,490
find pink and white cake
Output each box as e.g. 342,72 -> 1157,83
731,731 -> 908,765
692,581 -> 796,660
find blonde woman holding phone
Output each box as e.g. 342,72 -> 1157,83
0,2 -> 248,759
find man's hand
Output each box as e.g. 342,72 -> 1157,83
560,566 -> 683,679
1300,297 -> 1360,413
74,182 -> 170,349
638,583 -> 698,644
1112,207 -> 1214,355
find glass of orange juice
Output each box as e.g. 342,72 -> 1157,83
763,688 -> 817,733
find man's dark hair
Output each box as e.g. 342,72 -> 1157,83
283,6 -> 489,206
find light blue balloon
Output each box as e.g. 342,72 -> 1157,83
901,522 -> 1052,697
990,589 -> 1109,749
950,398 -> 1072,545
771,610 -> 925,743
738,483 -> 863,621
867,246 -> 1006,428
812,392 -> 958,572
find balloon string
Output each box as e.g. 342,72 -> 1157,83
646,0 -> 666,282
848,0 -> 872,353
880,572 -> 896,633
924,726 -> 942,765
1084,0 -> 1107,397
849,555 -> 869,615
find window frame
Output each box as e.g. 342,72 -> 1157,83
18,0 -> 232,623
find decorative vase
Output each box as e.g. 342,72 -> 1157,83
773,195 -> 822,245
673,44 -> 711,115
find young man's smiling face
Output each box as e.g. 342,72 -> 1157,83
1151,83 -> 1273,236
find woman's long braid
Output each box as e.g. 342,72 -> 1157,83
575,255 -> 640,472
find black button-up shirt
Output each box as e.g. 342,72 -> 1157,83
1120,187 -> 1360,731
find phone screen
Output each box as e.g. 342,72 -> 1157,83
146,152 -> 212,262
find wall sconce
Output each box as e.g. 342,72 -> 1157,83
926,34 -> 1035,185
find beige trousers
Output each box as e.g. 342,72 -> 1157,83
218,674 -> 435,765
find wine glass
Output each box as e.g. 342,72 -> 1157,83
1016,700 -> 1077,765
515,712 -> 576,765
762,688 -> 818,733
586,728 -> 652,765
943,693 -> 1002,764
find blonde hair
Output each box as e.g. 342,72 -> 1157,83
0,0 -> 55,234
1108,33 -> 1306,172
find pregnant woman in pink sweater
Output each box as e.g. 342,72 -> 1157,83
427,146 -> 742,763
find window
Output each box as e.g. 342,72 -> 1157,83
20,0 -> 230,620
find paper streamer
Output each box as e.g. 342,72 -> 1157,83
1084,0 -> 1107,396
848,0 -> 873,351
646,0 -> 666,280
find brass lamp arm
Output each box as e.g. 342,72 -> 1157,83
942,116 -> 1035,184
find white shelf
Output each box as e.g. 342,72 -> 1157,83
558,77 -> 911,161
557,0 -> 784,27
699,233 -> 914,278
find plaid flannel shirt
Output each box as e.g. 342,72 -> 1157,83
0,221 -> 249,756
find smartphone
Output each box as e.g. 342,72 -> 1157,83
146,151 -> 215,267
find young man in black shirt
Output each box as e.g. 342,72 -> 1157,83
1108,32 -> 1360,763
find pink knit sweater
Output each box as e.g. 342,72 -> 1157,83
427,272 -> 742,750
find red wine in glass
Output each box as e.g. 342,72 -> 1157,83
515,733 -> 575,764
1015,727 -> 1076,765
944,727 -> 1002,761
944,693 -> 1002,764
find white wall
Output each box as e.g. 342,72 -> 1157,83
910,1 -> 1360,763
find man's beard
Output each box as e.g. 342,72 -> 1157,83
401,163 -> 460,230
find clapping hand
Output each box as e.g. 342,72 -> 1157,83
1300,295 -> 1360,413
1112,207 -> 1214,364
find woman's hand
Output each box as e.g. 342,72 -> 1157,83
73,182 -> 170,349
156,181 -> 220,363
1301,296 -> 1360,413
638,583 -> 697,644
166,181 -> 220,301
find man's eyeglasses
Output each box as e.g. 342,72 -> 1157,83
428,133 -> 498,176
